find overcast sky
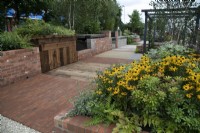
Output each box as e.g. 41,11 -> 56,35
117,0 -> 152,23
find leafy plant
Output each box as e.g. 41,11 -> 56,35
123,29 -> 140,44
15,19 -> 75,36
0,32 -> 31,51
112,111 -> 141,133
85,96 -> 117,126
127,36 -> 133,44
67,90 -> 96,117
147,42 -> 192,60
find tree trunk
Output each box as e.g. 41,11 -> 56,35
72,0 -> 75,29
14,1 -> 19,25
68,0 -> 72,29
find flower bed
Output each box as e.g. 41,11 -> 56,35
67,44 -> 200,133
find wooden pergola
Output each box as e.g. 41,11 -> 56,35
141,8 -> 200,53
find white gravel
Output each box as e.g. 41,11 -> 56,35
0,114 -> 41,133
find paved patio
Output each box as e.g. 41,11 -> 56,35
0,45 -> 142,133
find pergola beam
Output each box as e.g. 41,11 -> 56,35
141,8 -> 197,13
149,13 -> 197,17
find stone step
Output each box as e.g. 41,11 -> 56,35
58,62 -> 110,73
48,62 -> 110,81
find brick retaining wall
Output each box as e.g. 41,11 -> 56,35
54,111 -> 149,133
0,47 -> 41,87
78,49 -> 93,60
54,111 -> 115,133
78,37 -> 112,60
91,37 -> 112,55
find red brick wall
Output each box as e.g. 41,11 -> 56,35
0,47 -> 41,87
78,37 -> 112,60
92,37 -> 112,55
78,49 -> 93,60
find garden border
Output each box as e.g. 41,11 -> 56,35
54,111 -> 149,133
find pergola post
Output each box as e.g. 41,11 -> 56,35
182,17 -> 188,46
153,21 -> 156,47
143,11 -> 148,54
148,19 -> 153,50
196,14 -> 200,52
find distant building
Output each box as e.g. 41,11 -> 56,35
4,8 -> 43,31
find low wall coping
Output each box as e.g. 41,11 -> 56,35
31,35 -> 75,39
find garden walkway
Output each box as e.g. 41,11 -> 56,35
0,45 -> 142,133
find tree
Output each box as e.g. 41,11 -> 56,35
99,0 -> 121,31
1,0 -> 49,23
128,10 -> 144,35
0,0 -> 122,33
48,0 -> 121,33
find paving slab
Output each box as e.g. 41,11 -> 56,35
96,45 -> 142,60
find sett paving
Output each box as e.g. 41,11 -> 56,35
0,45 -> 142,133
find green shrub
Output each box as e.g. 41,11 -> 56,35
92,53 -> 200,132
123,30 -> 140,44
123,29 -> 131,36
67,90 -> 97,117
147,43 -> 192,60
68,44 -> 200,132
0,32 -> 31,51
15,19 -> 75,36
127,36 -> 133,44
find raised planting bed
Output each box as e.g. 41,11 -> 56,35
0,47 -> 41,87
54,111 -> 149,133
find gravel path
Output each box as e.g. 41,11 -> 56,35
0,114 -> 41,133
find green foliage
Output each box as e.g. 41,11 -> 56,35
99,0 -> 120,31
76,20 -> 100,34
147,43 -> 192,60
85,96 -> 117,126
0,31 -> 31,51
132,77 -> 166,113
123,29 -> 131,36
67,90 -> 96,117
127,36 -> 133,44
16,20 -> 75,36
69,44 -> 200,132
112,111 -> 141,133
128,10 -> 144,35
48,0 -> 121,33
123,29 -> 140,44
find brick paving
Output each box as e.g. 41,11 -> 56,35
0,46 -> 136,133
0,74 -> 90,133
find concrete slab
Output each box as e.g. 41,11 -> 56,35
95,45 -> 142,60
96,51 -> 134,59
